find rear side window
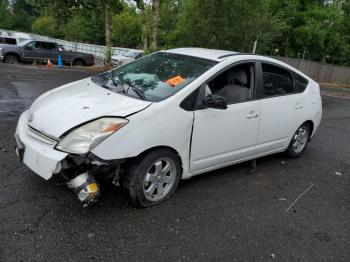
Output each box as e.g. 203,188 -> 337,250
262,63 -> 294,97
4,38 -> 16,45
294,73 -> 309,93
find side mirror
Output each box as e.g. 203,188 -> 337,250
25,45 -> 33,50
203,94 -> 227,110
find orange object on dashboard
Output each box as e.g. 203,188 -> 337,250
166,75 -> 185,87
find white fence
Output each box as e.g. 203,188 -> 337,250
0,29 -> 137,59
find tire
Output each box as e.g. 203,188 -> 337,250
72,59 -> 84,67
123,149 -> 181,208
286,123 -> 310,158
4,54 -> 19,64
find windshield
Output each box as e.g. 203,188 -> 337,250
124,51 -> 139,58
92,52 -> 217,102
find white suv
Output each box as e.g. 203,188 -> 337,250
15,48 -> 322,207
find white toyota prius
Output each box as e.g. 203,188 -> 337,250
15,48 -> 322,207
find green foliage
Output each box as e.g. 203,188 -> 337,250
64,12 -> 104,44
31,16 -> 57,37
0,0 -> 349,66
111,7 -> 141,48
167,0 -> 284,53
0,0 -> 13,29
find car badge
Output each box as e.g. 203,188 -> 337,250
28,114 -> 34,123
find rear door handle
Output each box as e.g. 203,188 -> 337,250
246,112 -> 260,119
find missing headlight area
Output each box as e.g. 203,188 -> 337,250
61,153 -> 123,206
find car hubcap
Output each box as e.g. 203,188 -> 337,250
143,158 -> 176,202
292,126 -> 308,153
6,56 -> 17,64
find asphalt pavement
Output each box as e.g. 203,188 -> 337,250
0,64 -> 349,262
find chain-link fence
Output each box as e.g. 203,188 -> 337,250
0,29 -> 137,58
1,29 -> 350,85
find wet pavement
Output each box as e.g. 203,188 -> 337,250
0,64 -> 349,261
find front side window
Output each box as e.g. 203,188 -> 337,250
25,41 -> 35,49
262,63 -> 294,97
205,63 -> 255,105
92,52 -> 217,102
34,41 -> 41,49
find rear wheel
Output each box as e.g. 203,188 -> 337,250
123,149 -> 181,207
286,123 -> 310,158
4,54 -> 19,64
72,59 -> 84,66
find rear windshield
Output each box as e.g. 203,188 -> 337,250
92,52 -> 217,102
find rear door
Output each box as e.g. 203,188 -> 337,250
39,42 -> 58,62
255,61 -> 306,155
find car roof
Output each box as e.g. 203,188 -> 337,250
0,36 -> 15,39
165,47 -> 239,62
31,40 -> 57,44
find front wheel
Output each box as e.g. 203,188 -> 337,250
4,55 -> 19,64
123,149 -> 181,207
286,123 -> 310,158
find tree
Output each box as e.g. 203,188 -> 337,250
293,2 -> 346,62
11,0 -> 37,32
157,0 -> 183,48
135,0 -> 148,51
111,7 -> 141,48
150,0 -> 159,50
31,16 -> 57,37
0,0 -> 13,29
168,0 -> 284,53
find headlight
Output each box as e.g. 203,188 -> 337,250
56,117 -> 128,154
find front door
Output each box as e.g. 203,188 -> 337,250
22,41 -> 37,62
190,62 -> 261,173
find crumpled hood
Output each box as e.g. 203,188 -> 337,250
27,78 -> 151,138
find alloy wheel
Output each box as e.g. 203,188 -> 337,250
143,158 -> 177,202
292,126 -> 309,153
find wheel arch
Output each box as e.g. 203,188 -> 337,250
124,145 -> 184,177
303,120 -> 314,138
287,119 -> 315,148
3,52 -> 21,62
72,57 -> 85,66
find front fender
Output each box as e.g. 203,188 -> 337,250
91,102 -> 194,178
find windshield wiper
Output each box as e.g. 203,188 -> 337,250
123,79 -> 145,100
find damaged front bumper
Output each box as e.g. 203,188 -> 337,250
15,111 -> 67,180
15,111 -> 122,205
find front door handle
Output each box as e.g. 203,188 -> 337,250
246,112 -> 260,119
294,103 -> 303,110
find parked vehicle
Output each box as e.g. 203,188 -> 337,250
0,40 -> 94,66
12,32 -> 32,44
0,36 -> 17,46
15,48 -> 322,207
0,32 -> 32,46
111,49 -> 144,66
